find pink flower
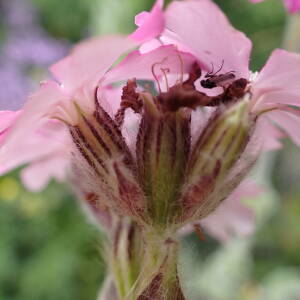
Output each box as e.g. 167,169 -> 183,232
5,2 -> 300,297
123,0 -> 300,237
0,33 -> 198,222
137,0 -> 300,151
2,0 -> 300,242
249,0 -> 300,14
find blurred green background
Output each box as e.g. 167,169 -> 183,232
1,0 -> 300,299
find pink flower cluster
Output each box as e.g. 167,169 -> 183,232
1,0 -> 300,241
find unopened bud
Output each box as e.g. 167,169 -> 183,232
69,101 -> 147,223
180,96 -> 253,222
136,93 -> 191,228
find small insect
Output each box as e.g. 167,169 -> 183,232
205,78 -> 248,106
201,60 -> 235,89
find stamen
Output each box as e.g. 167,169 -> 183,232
151,57 -> 167,93
160,67 -> 170,91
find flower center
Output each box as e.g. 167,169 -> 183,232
113,60 -> 249,129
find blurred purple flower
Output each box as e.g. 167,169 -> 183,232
0,63 -> 30,110
0,0 -> 68,111
4,35 -> 67,67
1,0 -> 36,30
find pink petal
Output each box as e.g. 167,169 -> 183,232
0,82 -> 70,174
0,121 -> 69,176
163,0 -> 252,78
139,38 -> 163,53
266,108 -> 300,147
252,49 -> 300,111
103,45 -> 196,84
0,111 -> 21,131
254,117 -> 284,152
20,154 -> 69,191
200,180 -> 262,242
122,109 -> 141,153
135,12 -> 151,27
252,90 -> 300,113
97,85 -> 123,118
129,0 -> 165,43
3,81 -> 66,144
284,0 -> 300,14
50,35 -> 136,92
0,110 -> 22,143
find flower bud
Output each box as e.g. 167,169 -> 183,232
69,100 -> 147,224
136,93 -> 191,228
180,96 -> 253,222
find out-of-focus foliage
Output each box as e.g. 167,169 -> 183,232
0,174 -> 104,300
1,0 -> 300,299
90,0 -> 173,35
31,0 -> 91,41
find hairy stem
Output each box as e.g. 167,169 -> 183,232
103,220 -> 185,299
130,230 -> 185,300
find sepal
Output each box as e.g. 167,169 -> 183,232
69,101 -> 147,223
136,93 -> 191,228
180,97 -> 253,222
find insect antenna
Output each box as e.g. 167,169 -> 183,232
205,61 -> 215,77
216,59 -> 224,72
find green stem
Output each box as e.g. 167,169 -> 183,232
108,219 -> 143,299
130,230 -> 185,300
105,220 -> 185,299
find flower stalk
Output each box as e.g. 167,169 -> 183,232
130,229 -> 184,300
108,219 -> 143,299
104,221 -> 184,300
